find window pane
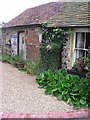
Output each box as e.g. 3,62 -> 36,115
76,50 -> 85,59
86,33 -> 90,49
76,33 -> 84,48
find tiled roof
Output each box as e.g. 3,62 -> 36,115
4,2 -> 63,28
49,2 -> 89,27
4,2 -> 89,28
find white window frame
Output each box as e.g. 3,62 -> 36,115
72,32 -> 88,67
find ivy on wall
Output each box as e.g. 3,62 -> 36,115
40,23 -> 70,70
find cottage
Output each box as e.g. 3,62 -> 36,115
2,1 -> 90,70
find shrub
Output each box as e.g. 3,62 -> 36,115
2,54 -> 11,64
12,55 -> 25,67
36,69 -> 89,109
40,24 -> 70,70
25,60 -> 39,75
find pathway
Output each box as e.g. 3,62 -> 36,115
0,62 -> 73,114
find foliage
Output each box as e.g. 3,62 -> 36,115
75,57 -> 87,73
18,67 -> 27,72
75,57 -> 87,68
36,69 -> 89,109
87,46 -> 90,69
86,46 -> 90,107
2,54 -> 11,64
24,60 -> 39,75
40,23 -> 70,70
12,55 -> 25,67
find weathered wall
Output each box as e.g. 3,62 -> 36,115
2,26 -> 41,62
62,31 -> 74,70
2,26 -> 75,70
25,27 -> 41,62
0,28 -> 2,49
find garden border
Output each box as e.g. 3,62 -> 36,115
0,109 -> 89,118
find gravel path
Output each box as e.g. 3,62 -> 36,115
0,61 -> 73,114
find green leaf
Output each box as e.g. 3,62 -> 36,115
70,93 -> 78,96
38,85 -> 44,88
72,88 -> 79,92
67,98 -> 71,104
81,104 -> 88,109
62,91 -> 68,95
41,73 -> 44,79
71,96 -> 78,101
80,99 -> 86,105
73,105 -> 78,110
57,94 -> 62,100
45,90 -> 52,95
52,88 -> 58,92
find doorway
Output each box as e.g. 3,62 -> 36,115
19,32 -> 26,61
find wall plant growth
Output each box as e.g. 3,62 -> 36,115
40,23 -> 70,70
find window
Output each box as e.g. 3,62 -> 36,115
73,32 -> 90,66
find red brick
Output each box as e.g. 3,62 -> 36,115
2,113 -> 8,118
19,113 -> 25,118
0,110 -> 89,119
8,113 -> 20,118
25,113 -> 31,118
0,112 -> 3,119
30,115 -> 36,118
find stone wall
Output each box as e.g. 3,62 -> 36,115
25,27 -> 41,62
0,29 -> 2,49
61,32 -> 74,70
2,26 -> 74,70
2,26 -> 41,62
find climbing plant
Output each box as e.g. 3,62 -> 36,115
40,23 -> 70,70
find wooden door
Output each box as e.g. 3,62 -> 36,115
19,32 -> 26,60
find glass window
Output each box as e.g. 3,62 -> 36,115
73,32 -> 89,65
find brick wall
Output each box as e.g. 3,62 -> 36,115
2,26 -> 41,62
25,27 -> 41,62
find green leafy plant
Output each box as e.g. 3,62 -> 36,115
40,23 -> 70,70
18,67 -> 27,72
12,55 -> 25,67
75,57 -> 87,73
36,69 -> 89,109
86,46 -> 90,107
2,54 -> 11,64
25,60 -> 39,75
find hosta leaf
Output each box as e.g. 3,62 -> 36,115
80,99 -> 86,105
63,96 -> 67,100
73,105 -> 80,110
82,97 -> 86,100
38,85 -> 44,88
62,91 -> 68,95
67,98 -> 71,104
52,88 -> 58,92
70,93 -> 78,96
58,87 -> 62,92
73,100 -> 80,105
41,73 -> 44,78
81,104 -> 88,109
57,94 -> 62,100
72,88 -> 79,92
45,90 -> 52,95
71,96 -> 78,101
